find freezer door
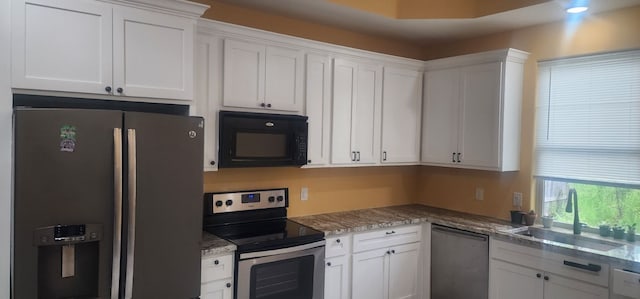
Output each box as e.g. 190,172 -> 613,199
122,112 -> 204,299
13,108 -> 121,299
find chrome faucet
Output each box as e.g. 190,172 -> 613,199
565,188 -> 581,235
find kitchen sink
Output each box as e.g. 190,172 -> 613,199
513,227 -> 625,252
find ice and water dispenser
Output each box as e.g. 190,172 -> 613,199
32,224 -> 103,298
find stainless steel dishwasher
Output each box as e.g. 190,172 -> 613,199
431,224 -> 489,299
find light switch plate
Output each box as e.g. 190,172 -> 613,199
475,188 -> 484,201
301,187 -> 308,201
513,192 -> 523,208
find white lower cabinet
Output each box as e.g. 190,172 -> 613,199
325,236 -> 352,299
351,225 -> 421,299
490,239 -> 609,299
201,253 -> 234,299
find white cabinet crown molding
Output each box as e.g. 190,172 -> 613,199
425,48 -> 530,70
196,19 -> 424,70
100,0 -> 209,18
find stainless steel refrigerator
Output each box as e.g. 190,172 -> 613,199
13,108 -> 204,299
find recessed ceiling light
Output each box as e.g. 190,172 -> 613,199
566,6 -> 589,13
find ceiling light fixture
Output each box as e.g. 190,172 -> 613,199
566,0 -> 589,14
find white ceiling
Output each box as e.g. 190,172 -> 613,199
214,0 -> 640,43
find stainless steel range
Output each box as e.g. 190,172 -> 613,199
203,188 -> 325,299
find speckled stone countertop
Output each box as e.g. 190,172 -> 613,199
291,204 -> 640,270
201,232 -> 236,258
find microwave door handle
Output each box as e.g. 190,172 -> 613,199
111,128 -> 123,299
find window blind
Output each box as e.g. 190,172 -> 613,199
535,49 -> 640,186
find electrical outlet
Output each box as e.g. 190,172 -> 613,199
475,188 -> 484,201
301,187 -> 308,201
513,192 -> 523,208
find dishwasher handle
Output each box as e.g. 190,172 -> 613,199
432,225 -> 488,242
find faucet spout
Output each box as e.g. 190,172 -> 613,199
565,188 -> 581,235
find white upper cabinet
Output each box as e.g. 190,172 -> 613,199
421,48 -> 529,171
223,38 -> 303,112
112,6 -> 194,100
11,0 -> 206,101
12,0 -> 113,94
305,53 -> 332,166
381,67 -> 423,164
331,58 -> 382,166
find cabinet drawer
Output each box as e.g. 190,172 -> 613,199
613,269 -> 640,298
352,225 -> 421,253
491,239 -> 609,287
201,254 -> 233,283
326,235 -> 351,258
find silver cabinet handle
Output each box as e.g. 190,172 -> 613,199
124,129 -> 137,299
452,152 -> 456,162
111,128 -> 123,299
383,151 -> 387,161
356,151 -> 361,161
457,152 -> 461,163
386,230 -> 396,235
351,151 -> 356,161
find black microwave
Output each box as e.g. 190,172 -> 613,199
218,111 -> 308,168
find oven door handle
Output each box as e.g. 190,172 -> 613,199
240,240 -> 326,260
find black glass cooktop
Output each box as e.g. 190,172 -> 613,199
205,219 -> 324,253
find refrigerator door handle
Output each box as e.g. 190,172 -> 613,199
111,128 -> 123,299
125,129 -> 138,299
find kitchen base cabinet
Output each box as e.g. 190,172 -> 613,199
201,254 -> 234,299
326,255 -> 351,299
351,225 -> 421,299
490,239 -> 609,299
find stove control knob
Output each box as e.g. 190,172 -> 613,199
277,196 -> 284,202
215,200 -> 223,207
225,200 -> 233,206
268,196 -> 275,203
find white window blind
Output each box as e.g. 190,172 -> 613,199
535,49 -> 640,186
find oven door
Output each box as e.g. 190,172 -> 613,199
236,240 -> 325,299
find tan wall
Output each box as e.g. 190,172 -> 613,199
197,1 -> 424,59
417,6 -> 640,220
204,166 -> 419,217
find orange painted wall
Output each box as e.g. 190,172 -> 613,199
417,6 -> 640,220
204,167 -> 419,217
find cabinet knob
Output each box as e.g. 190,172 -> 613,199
327,262 -> 332,266
336,239 -> 341,243
214,260 -> 219,265
307,160 -> 312,163
116,87 -> 123,94
260,103 -> 266,107
544,276 -> 549,281
210,161 -> 216,166
266,103 -> 272,108
391,250 -> 395,254
226,282 -> 231,288
105,86 -> 112,93
536,273 -> 541,278
386,250 -> 391,255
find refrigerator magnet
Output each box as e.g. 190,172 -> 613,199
59,125 -> 77,152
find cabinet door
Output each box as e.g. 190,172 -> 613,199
201,279 -> 232,299
490,260 -> 542,299
12,0 -> 113,94
421,68 -> 460,165
544,275 -> 609,299
353,63 -> 382,164
265,46 -> 303,112
458,62 -> 502,168
194,36 -> 222,171
305,54 -> 332,166
388,243 -> 420,299
381,67 -> 422,164
223,39 -> 265,109
352,248 -> 388,299
331,58 -> 357,165
113,5 -> 194,100
325,255 -> 350,299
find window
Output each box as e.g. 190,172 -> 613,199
535,49 -> 640,228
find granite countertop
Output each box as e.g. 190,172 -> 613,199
201,232 -> 236,258
291,204 -> 640,270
